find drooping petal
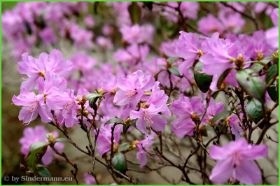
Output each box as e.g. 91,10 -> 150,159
136,150 -> 148,168
18,107 -> 38,124
113,90 -> 130,106
171,118 -> 195,138
235,160 -> 262,184
210,158 -> 233,184
136,117 -> 147,134
151,115 -> 167,132
209,145 -> 229,160
242,145 -> 268,160
42,147 -> 54,165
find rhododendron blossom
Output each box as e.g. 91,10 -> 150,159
3,2 -> 278,185
209,138 -> 268,184
19,126 -> 64,165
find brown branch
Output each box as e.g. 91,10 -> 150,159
50,145 -> 79,184
221,2 -> 259,30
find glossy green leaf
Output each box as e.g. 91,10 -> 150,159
167,57 -> 177,64
211,110 -> 231,123
245,98 -> 263,123
266,64 -> 278,83
250,62 -> 264,73
217,68 -> 232,89
236,70 -> 266,101
194,71 -> 213,93
118,143 -> 130,152
37,166 -> 51,177
27,142 -> 48,171
55,138 -> 68,143
86,92 -> 102,101
267,85 -> 277,102
168,66 -> 181,77
106,117 -> 123,125
112,153 -> 127,174
86,92 -> 102,109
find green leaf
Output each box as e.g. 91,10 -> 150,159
250,62 -> 264,73
267,85 -> 277,102
236,70 -> 266,101
266,64 -> 278,83
260,57 -> 272,64
211,110 -> 231,123
118,143 -> 130,152
86,92 -> 102,109
37,166 -> 51,177
106,117 -> 123,125
245,98 -> 263,123
86,92 -> 102,100
167,57 -> 177,64
55,138 -> 68,143
217,68 -> 232,89
112,153 -> 127,174
27,142 -> 49,171
128,2 -> 141,24
194,71 -> 213,93
168,66 -> 181,77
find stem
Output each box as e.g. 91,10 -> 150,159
221,2 -> 259,30
50,145 -> 79,184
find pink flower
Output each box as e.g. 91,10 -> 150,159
113,44 -> 149,65
198,15 -> 223,34
65,21 -> 93,48
120,24 -> 154,44
19,126 -> 64,165
84,173 -> 96,184
70,53 -> 96,73
174,32 -> 204,75
84,16 -> 95,28
209,138 -> 268,184
266,27 -> 278,49
180,2 -> 200,20
113,70 -> 154,107
200,34 -> 250,90
13,76 -> 70,124
227,115 -> 243,139
12,91 -> 52,124
55,90 -> 79,128
171,96 -> 204,138
96,36 -> 113,49
130,82 -> 170,133
136,133 -> 155,168
39,27 -> 57,45
219,12 -> 245,33
248,31 -> 272,60
102,24 -> 114,36
37,77 -> 69,111
96,124 -> 123,156
17,50 -> 72,91
266,8 -> 278,49
205,99 -> 224,122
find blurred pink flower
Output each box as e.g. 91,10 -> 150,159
19,126 -> 64,165
130,82 -> 170,133
114,70 -> 154,107
84,173 -> 96,184
210,138 -> 268,184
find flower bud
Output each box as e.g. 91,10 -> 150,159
130,140 -> 139,149
47,133 -> 56,144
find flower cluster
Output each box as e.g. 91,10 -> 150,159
3,2 -> 278,185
